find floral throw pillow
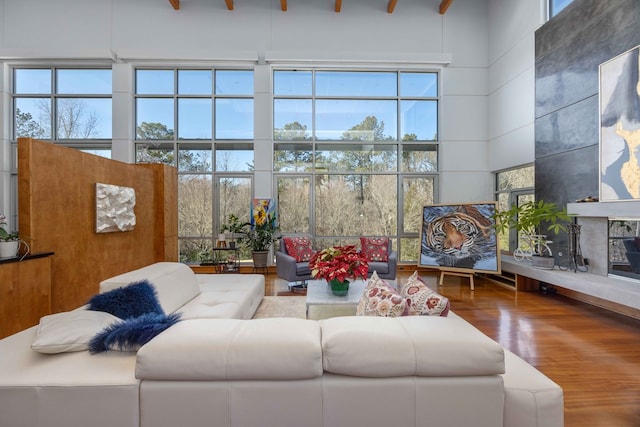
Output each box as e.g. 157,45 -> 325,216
356,271 -> 407,317
283,236 -> 315,262
400,271 -> 450,317
360,237 -> 390,262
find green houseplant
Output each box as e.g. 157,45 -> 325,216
492,200 -> 571,267
237,201 -> 280,268
221,214 -> 245,248
0,214 -> 20,258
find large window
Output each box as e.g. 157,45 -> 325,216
273,70 -> 438,262
135,68 -> 255,263
549,0 -> 573,18
13,68 -> 112,155
495,165 -> 535,253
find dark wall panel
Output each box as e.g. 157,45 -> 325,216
535,0 -> 640,207
536,95 -> 599,158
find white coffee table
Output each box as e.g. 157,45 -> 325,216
304,279 -> 369,318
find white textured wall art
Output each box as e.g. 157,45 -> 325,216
96,183 -> 136,233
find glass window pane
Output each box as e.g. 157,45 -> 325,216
215,70 -> 253,95
316,100 -> 397,140
316,71 -> 396,97
274,99 -> 312,140
274,70 -> 312,96
136,142 -> 175,164
401,100 -> 437,141
56,98 -> 112,139
57,69 -> 112,94
215,98 -> 254,139
80,148 -> 111,158
315,174 -> 397,236
179,174 -> 213,237
550,0 -> 573,17
274,143 -> 313,172
136,70 -> 174,94
179,238 -> 214,264
215,145 -> 254,171
401,144 -> 437,172
14,98 -> 51,139
277,176 -> 311,233
400,237 -> 419,263
178,98 -> 212,139
403,177 -> 434,233
496,166 -> 534,191
217,177 -> 252,233
315,144 -> 397,172
136,98 -> 174,139
178,70 -> 212,95
178,144 -> 212,172
14,69 -> 51,94
400,72 -> 437,97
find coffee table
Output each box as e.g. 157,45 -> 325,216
305,279 -> 369,319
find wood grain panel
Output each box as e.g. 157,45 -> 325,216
0,256 -> 51,338
18,138 -> 178,313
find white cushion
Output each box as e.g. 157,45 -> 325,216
100,262 -> 200,314
136,318 -> 323,381
31,308 -> 120,354
320,316 -> 505,377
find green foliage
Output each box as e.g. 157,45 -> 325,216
492,200 -> 571,237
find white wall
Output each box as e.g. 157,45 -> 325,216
487,0 -> 546,173
0,0 -> 536,214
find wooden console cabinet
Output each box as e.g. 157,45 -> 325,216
0,253 -> 53,339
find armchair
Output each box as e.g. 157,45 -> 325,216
275,235 -> 315,285
361,238 -> 397,280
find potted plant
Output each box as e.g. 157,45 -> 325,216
0,214 -> 20,258
492,200 -> 571,268
238,202 -> 279,268
308,245 -> 369,295
221,214 -> 245,249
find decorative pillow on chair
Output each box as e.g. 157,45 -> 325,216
356,271 -> 406,317
88,312 -> 182,354
87,280 -> 164,319
360,237 -> 390,262
400,271 -> 450,317
31,309 -> 120,354
284,236 -> 316,262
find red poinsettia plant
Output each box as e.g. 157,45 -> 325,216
309,245 -> 369,283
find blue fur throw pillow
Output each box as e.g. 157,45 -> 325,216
88,312 -> 181,354
87,280 -> 163,319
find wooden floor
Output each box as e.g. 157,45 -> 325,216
264,270 -> 640,427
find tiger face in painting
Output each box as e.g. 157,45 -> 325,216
424,205 -> 494,268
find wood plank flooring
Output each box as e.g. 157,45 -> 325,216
264,270 -> 640,427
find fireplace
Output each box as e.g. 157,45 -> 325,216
567,202 -> 640,282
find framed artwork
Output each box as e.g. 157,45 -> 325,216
251,198 -> 277,229
419,202 -> 500,274
600,44 -> 640,202
95,183 -> 136,233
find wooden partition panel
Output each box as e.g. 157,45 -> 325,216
18,138 -> 178,313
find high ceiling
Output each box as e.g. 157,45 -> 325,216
167,0 -> 453,14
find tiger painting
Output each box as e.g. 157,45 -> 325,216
421,204 -> 497,270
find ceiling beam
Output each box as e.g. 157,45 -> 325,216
281,0 -> 287,11
335,0 -> 342,12
225,0 -> 233,11
168,0 -> 179,10
439,0 -> 453,14
387,0 -> 398,13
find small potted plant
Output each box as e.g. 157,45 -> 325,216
492,200 -> 571,268
238,202 -> 280,268
308,245 -> 369,295
221,214 -> 245,249
0,214 -> 20,258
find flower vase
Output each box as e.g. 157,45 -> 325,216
0,241 -> 19,258
329,278 -> 350,296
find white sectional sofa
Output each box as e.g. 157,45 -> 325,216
0,262 -> 563,427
